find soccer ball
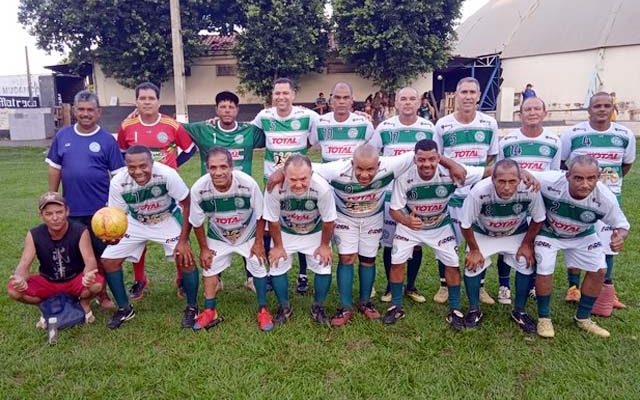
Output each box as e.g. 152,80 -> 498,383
91,207 -> 128,241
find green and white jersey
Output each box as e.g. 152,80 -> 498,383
378,116 -> 435,157
183,121 -> 265,176
263,173 -> 337,235
498,128 -> 561,171
536,171 -> 629,239
459,177 -> 545,237
434,112 -> 499,207
108,162 -> 189,224
189,170 -> 262,245
312,152 -> 414,219
390,164 -> 484,230
560,121 -> 636,196
251,106 -> 319,179
310,112 -> 378,162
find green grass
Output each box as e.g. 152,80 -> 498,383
1,147 -> 639,399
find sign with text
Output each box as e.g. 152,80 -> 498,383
0,95 -> 40,109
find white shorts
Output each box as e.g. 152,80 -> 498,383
534,233 -> 606,276
102,216 -> 181,262
595,220 -> 617,256
333,213 -> 383,258
381,202 -> 397,248
391,224 -> 459,267
464,232 -> 531,277
269,231 -> 331,276
202,237 -> 267,278
448,205 -> 464,245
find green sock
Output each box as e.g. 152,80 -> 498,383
105,270 -> 129,308
537,295 -> 551,318
313,274 -> 331,304
204,298 -> 217,310
390,282 -> 403,306
448,285 -> 461,310
567,271 -> 581,288
181,269 -> 199,307
271,274 -> 289,307
358,264 -> 376,303
576,294 -> 597,319
337,263 -> 354,309
254,276 -> 268,307
604,255 -> 614,283
464,274 -> 481,310
514,272 -> 532,311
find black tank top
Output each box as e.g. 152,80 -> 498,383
30,221 -> 86,282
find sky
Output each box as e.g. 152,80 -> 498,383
0,0 -> 490,76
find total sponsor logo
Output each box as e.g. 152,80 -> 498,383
286,213 -> 313,222
270,136 -> 299,145
326,145 -> 354,155
586,152 -> 620,161
487,219 -> 519,229
412,203 -> 445,213
519,161 -> 545,171
452,149 -> 480,158
139,202 -> 163,211
346,193 -> 378,202
215,216 -> 241,225
549,218 -> 582,233
437,235 -> 455,247
392,148 -> 413,156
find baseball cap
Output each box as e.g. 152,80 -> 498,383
38,192 -> 66,210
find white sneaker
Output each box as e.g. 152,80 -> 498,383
574,317 -> 610,338
537,318 -> 555,338
36,316 -> 47,329
433,286 -> 449,304
479,287 -> 496,305
498,286 -> 512,305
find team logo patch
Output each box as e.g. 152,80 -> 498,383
539,145 -> 551,156
157,132 -> 169,143
611,136 -> 623,146
151,186 -> 162,197
290,120 -> 301,130
474,131 -> 485,142
348,128 -> 358,139
415,132 -> 427,141
580,210 -> 596,223
409,189 -> 418,200
305,200 -> 315,210
344,185 -> 353,193
435,185 -> 448,198
89,142 -> 101,152
512,203 -> 523,214
234,198 -> 245,208
234,134 -> 244,145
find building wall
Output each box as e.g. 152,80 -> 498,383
93,56 -> 433,107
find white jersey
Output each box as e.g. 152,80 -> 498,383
377,116 -> 435,157
498,128 -> 561,171
263,173 -> 337,235
108,162 -> 189,224
251,106 -> 319,179
189,170 -> 263,245
459,178 -> 546,237
435,112 -> 499,206
310,112 -> 379,162
312,152 -> 414,218
560,121 -> 636,197
536,171 -> 630,239
390,164 -> 484,230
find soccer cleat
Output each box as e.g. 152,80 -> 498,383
193,308 -> 224,331
36,316 -> 47,330
612,287 -> 626,309
330,308 -> 354,327
433,286 -> 449,304
498,286 -> 512,305
405,289 -> 426,304
245,277 -> 256,293
257,307 -> 274,331
108,304 -> 135,329
511,310 -> 536,334
85,311 -> 96,324
97,291 -> 115,310
536,318 -> 555,338
274,305 -> 293,325
358,302 -> 381,320
564,285 -> 581,303
311,304 -> 331,326
176,279 -> 185,300
574,317 -> 610,338
182,305 -> 198,329
528,287 -> 537,299
479,287 -> 495,305
129,279 -> 149,301
464,308 -> 484,328
592,283 -> 614,317
446,309 -> 465,332
380,291 -> 392,303
296,275 -> 308,295
382,305 -> 406,325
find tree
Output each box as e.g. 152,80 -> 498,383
233,0 -> 329,101
332,0 -> 463,94
18,0 -> 241,88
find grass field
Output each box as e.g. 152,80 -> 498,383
1,147 -> 639,399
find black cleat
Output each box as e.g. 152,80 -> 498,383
511,310 -> 536,334
182,305 -> 198,329
108,304 -> 135,329
274,305 -> 293,325
311,304 -> 330,326
464,308 -> 484,329
446,309 -> 465,332
382,305 -> 406,325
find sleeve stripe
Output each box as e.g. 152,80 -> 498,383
45,158 -> 61,169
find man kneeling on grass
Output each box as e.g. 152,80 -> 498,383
7,192 -> 104,328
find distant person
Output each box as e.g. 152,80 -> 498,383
522,84 -> 536,101
314,92 -> 328,115
418,97 -> 436,121
610,92 -> 619,121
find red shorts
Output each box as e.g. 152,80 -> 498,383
7,272 -> 105,300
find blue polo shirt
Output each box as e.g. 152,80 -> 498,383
46,124 -> 124,216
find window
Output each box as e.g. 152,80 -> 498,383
216,64 -> 237,76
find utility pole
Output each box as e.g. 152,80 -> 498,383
25,46 -> 32,99
169,0 -> 189,123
